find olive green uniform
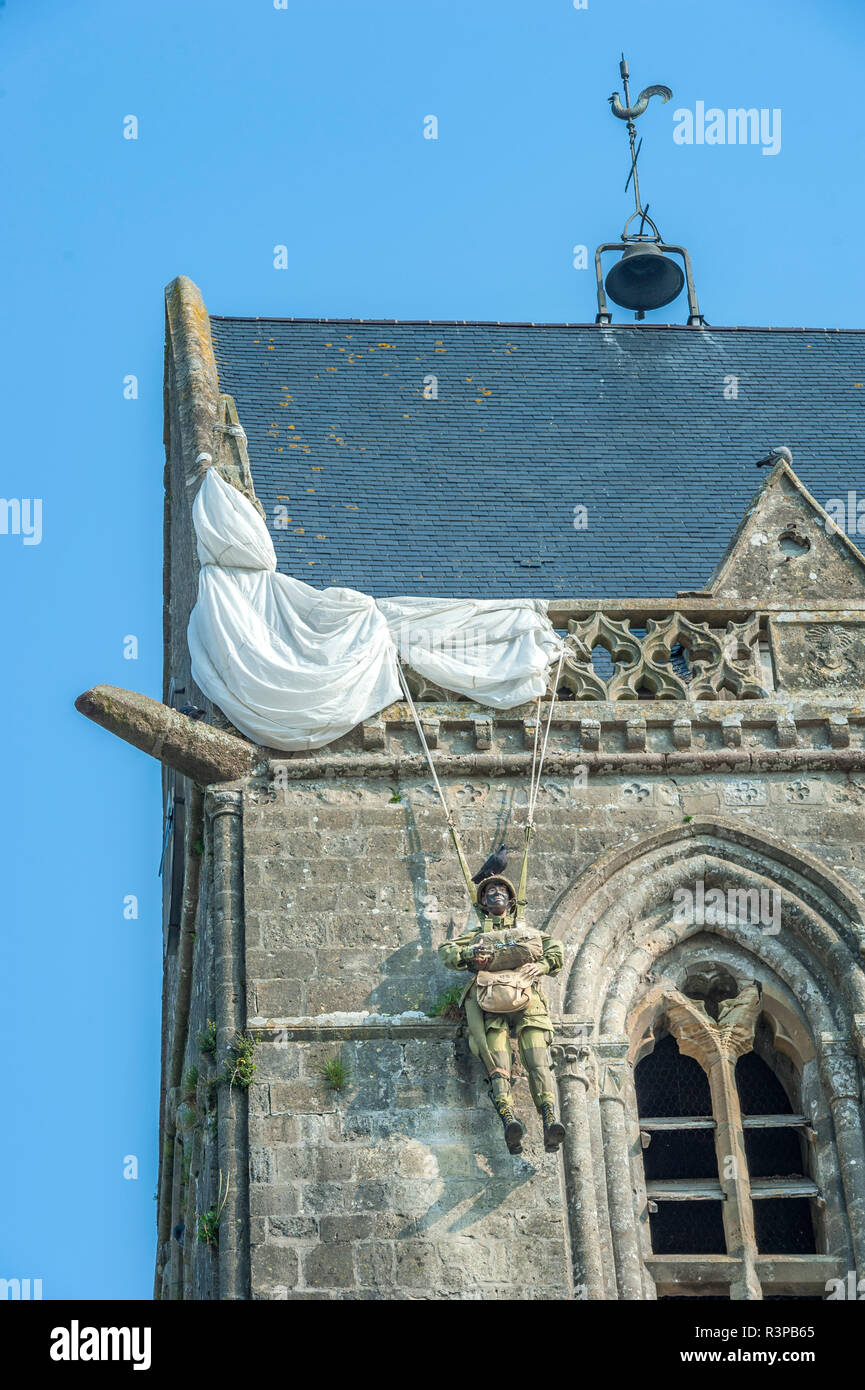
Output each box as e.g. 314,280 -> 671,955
438,920 -> 562,1036
438,897 -> 563,1117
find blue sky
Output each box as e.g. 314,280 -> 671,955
1,0 -> 863,1300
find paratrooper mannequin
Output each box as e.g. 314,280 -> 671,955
438,829 -> 565,1156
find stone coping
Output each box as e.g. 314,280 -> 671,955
267,745 -> 865,782
247,1015 -> 598,1042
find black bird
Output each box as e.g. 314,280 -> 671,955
173,1223 -> 185,1247
472,843 -> 509,884
179,702 -> 207,720
756,445 -> 793,469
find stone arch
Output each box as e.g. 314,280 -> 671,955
544,817 -> 865,1025
548,818 -> 865,1299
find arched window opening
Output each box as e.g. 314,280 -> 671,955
737,1051 -> 793,1113
632,973 -> 830,1297
636,1032 -> 712,1118
736,1036 -> 816,1256
636,1031 -> 723,1256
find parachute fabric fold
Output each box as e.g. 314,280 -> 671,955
187,469 -> 563,752
188,470 -> 400,751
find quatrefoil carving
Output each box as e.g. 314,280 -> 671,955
557,612 -> 770,702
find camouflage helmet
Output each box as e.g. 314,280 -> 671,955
476,874 -> 517,913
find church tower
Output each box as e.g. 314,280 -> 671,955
77,63 -> 865,1300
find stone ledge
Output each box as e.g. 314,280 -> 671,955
249,1014 -> 461,1042
248,1014 -> 596,1042
646,1253 -> 842,1287
269,746 -> 865,783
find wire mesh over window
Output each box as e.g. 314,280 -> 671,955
649,1201 -> 726,1256
643,1128 -> 719,1183
744,1126 -> 805,1180
735,1051 -> 794,1115
753,1198 -> 817,1255
637,1034 -> 722,1254
635,1034 -> 713,1118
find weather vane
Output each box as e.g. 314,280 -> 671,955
608,53 -> 673,241
593,54 -> 704,326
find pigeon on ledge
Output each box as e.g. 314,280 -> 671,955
755,446 -> 793,469
179,702 -> 207,720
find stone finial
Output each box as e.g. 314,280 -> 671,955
75,684 -> 260,784
213,393 -> 266,520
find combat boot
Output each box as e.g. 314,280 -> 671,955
493,1096 -> 525,1155
540,1100 -> 566,1152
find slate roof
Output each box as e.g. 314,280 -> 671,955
209,318 -> 865,598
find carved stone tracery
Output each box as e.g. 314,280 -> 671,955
557,611 -> 770,701
665,982 -> 762,1066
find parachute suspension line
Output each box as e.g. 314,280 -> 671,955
396,644 -> 566,906
395,660 -> 477,892
527,695 -> 542,830
528,646 -> 566,826
518,698 -> 541,913
396,660 -> 450,820
517,644 -> 566,915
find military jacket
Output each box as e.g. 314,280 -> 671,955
438,913 -> 563,1021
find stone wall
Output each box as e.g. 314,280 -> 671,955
236,727 -> 865,1298
153,276 -> 865,1300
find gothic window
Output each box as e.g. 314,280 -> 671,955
735,1044 -> 817,1257
636,1033 -> 725,1259
635,980 -> 824,1299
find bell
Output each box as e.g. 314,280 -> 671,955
604,241 -> 685,312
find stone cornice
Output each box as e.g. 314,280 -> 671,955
268,744 -> 865,782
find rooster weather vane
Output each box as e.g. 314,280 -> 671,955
594,55 -> 703,326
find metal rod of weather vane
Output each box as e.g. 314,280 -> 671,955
619,53 -> 643,219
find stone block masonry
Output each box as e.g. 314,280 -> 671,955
230,760 -> 865,1298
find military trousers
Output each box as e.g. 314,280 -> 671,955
464,991 -> 556,1112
